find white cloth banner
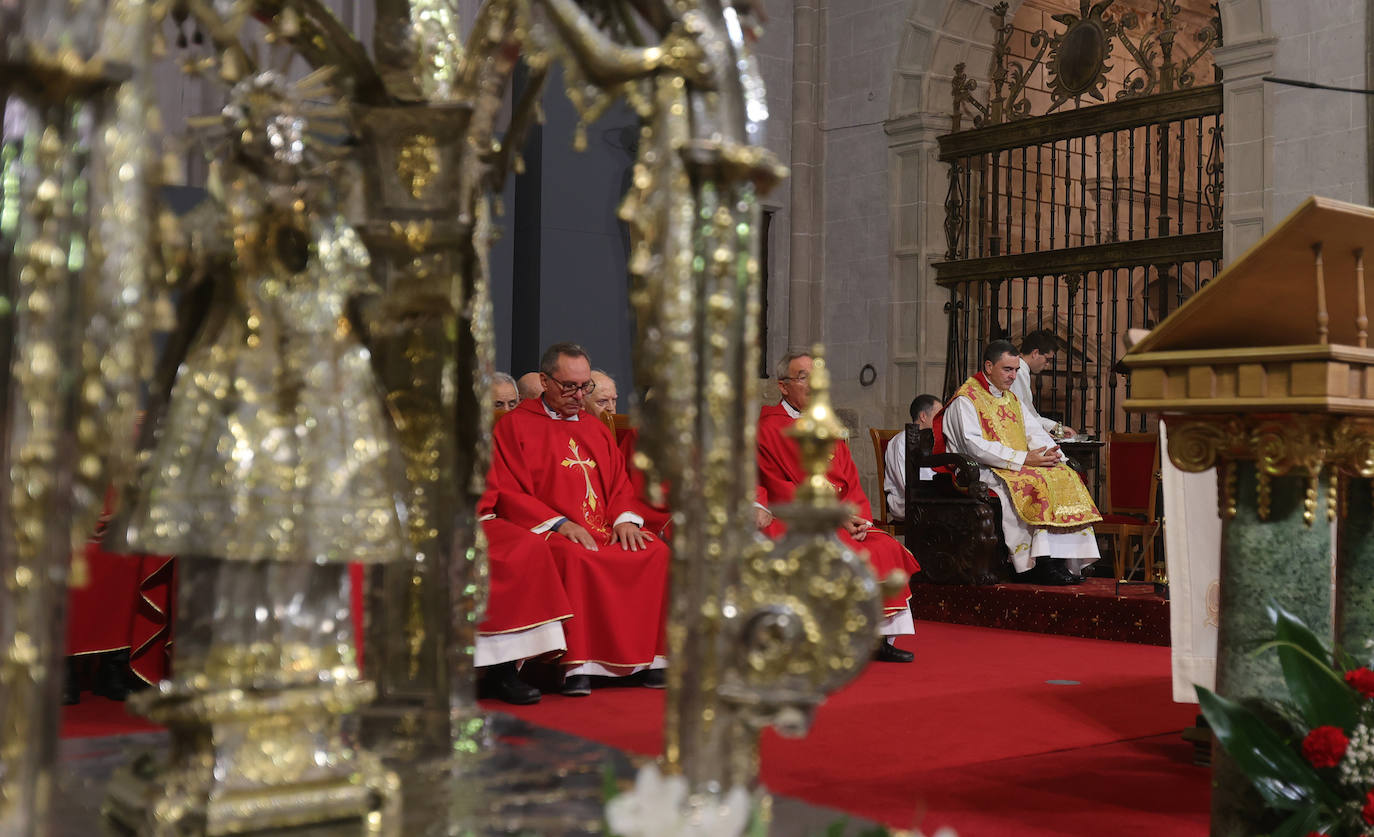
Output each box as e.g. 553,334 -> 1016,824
1160,420 -> 1221,703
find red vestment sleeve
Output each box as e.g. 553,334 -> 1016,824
487,411 -> 567,529
755,406 -> 804,506
829,441 -> 874,521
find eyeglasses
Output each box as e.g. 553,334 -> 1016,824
779,373 -> 811,384
546,374 -> 597,395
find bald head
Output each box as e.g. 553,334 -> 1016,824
516,372 -> 543,401
587,370 -> 618,418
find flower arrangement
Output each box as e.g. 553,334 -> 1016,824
602,763 -> 958,837
1198,605 -> 1374,836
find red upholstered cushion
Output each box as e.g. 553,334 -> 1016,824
1108,437 -> 1157,512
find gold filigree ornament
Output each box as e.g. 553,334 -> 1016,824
396,133 -> 440,198
104,64 -> 404,836
1165,416 -> 1239,473
719,348 -> 886,750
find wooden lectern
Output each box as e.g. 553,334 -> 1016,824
1123,196 -> 1374,837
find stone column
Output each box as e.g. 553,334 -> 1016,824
787,0 -> 826,348
1337,476 -> 1374,654
885,111 -> 954,407
1167,415 -> 1341,837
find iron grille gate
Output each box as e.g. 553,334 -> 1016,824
934,0 -> 1224,499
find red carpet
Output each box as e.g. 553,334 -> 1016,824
61,622 -> 1208,835
61,695 -> 159,739
488,621 -> 1208,836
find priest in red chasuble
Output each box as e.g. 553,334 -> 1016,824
586,369 -> 673,538
470,374 -> 575,705
934,339 -> 1101,586
484,343 -> 671,697
756,352 -> 921,663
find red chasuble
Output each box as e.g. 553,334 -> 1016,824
756,404 -> 920,615
484,399 -> 670,671
614,426 -> 673,538
478,500 -> 575,637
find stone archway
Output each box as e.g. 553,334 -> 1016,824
883,0 -> 1022,403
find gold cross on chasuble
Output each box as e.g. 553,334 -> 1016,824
561,438 -> 600,513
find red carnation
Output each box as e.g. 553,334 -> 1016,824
1347,668 -> 1374,698
1364,789 -> 1374,826
1302,726 -> 1349,768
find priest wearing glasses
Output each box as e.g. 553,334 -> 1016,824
482,342 -> 671,697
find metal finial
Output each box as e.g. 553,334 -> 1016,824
787,344 -> 846,505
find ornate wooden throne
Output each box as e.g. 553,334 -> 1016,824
903,425 -> 1011,586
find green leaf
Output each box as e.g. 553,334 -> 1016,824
746,803 -> 770,837
601,761 -> 621,804
1196,687 -> 1342,812
823,820 -> 849,837
1268,805 -> 1329,837
1268,606 -> 1358,730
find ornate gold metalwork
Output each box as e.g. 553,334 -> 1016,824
103,58 -> 406,835
1166,414 -> 1374,524
1256,469 -> 1273,521
1214,459 -> 1237,520
396,134 -> 440,198
5,0 -> 882,831
1,2 -> 157,831
952,0 -> 1222,128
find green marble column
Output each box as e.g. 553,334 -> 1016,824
1211,461 -> 1335,837
1337,477 -> 1374,661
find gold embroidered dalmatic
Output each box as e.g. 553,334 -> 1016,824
953,377 -> 1102,528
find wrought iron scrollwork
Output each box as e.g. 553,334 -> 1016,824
952,0 -> 1223,126
943,160 -> 964,259
1204,124 -> 1224,231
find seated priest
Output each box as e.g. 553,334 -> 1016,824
474,373 -> 576,705
882,393 -> 941,524
587,368 -> 673,538
484,343 -> 671,697
934,340 -> 1101,586
491,371 -> 521,413
756,352 -> 922,663
516,371 -> 543,402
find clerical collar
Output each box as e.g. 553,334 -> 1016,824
781,399 -> 802,419
540,398 -> 580,421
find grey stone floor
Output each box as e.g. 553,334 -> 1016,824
54,713 -> 880,836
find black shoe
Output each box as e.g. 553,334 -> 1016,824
62,657 -> 81,706
1039,562 -> 1084,586
1012,568 -> 1040,585
560,674 -> 592,697
484,662 -> 541,705
1054,559 -> 1087,585
874,639 -> 914,663
641,668 -> 666,689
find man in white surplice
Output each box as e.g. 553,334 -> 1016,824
937,340 -> 1101,586
1011,329 -> 1078,439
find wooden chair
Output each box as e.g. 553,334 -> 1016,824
612,412 -> 633,442
904,425 -> 1009,585
598,409 -> 617,436
868,428 -> 902,536
1094,432 -> 1163,587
